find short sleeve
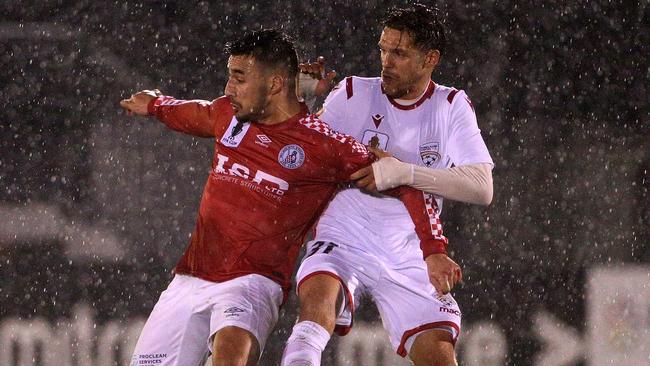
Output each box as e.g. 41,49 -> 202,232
446,90 -> 494,168
319,78 -> 349,131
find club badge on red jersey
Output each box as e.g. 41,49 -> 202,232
278,144 -> 305,169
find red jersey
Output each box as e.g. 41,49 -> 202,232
147,96 -> 445,297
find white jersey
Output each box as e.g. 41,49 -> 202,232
315,76 -> 493,263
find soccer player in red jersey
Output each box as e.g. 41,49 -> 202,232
119,29 -> 444,366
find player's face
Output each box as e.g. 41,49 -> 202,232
379,27 -> 432,99
225,55 -> 270,123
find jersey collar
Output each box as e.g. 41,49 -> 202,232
382,80 -> 436,110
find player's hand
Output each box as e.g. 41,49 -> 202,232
367,146 -> 392,159
298,56 -> 337,98
425,253 -> 463,294
349,147 -> 394,192
350,165 -> 377,192
119,89 -> 162,116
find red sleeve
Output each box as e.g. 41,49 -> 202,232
334,138 -> 374,178
147,96 -> 231,137
387,187 -> 448,257
300,115 -> 374,179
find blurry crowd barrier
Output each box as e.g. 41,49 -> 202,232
1,238 -> 648,366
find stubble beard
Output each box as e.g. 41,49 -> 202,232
235,88 -> 269,123
383,72 -> 423,99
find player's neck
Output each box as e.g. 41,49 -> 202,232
258,97 -> 302,125
399,77 -> 432,101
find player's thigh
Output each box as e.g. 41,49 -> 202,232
409,329 -> 457,366
296,240 -> 371,335
131,275 -> 211,366
208,274 -> 283,360
371,265 -> 461,358
297,272 -> 340,317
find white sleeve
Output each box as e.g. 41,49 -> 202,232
447,90 -> 493,167
371,90 -> 495,205
372,158 -> 493,205
411,163 -> 493,205
318,78 -> 349,130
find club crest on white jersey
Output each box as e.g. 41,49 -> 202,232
361,130 -> 389,150
220,118 -> 251,148
419,142 -> 441,167
278,144 -> 305,169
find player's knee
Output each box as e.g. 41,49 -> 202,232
211,326 -> 259,366
298,298 -> 337,331
212,354 -> 250,366
297,275 -> 340,330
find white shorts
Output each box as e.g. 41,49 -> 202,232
296,240 -> 461,358
130,274 -> 283,366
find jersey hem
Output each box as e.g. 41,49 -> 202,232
174,268 -> 290,303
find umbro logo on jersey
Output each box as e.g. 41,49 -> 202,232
255,134 -> 272,147
224,306 -> 246,317
371,114 -> 384,128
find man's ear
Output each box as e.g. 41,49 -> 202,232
269,74 -> 284,95
424,49 -> 441,70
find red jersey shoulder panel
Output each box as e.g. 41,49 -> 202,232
299,114 -> 367,155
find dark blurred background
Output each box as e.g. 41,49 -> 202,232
1,1 -> 648,365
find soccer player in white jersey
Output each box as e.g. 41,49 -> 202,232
281,4 -> 494,366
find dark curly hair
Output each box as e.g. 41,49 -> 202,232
380,3 -> 447,55
225,29 -> 298,81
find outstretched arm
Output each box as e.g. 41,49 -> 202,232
120,89 -> 217,138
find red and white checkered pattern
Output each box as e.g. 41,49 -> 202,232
423,192 -> 448,243
300,115 -> 368,155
